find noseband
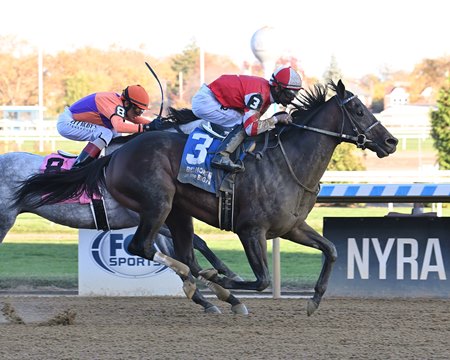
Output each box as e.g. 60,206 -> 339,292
291,94 -> 380,149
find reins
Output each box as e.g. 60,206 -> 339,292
273,91 -> 381,194
290,94 -> 380,148
277,138 -> 319,194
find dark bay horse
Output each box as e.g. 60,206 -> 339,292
1,130 -> 246,314
13,80 -> 398,315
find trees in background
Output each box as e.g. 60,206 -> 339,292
1,36 -> 449,171
0,37 -> 241,116
2,35 -> 448,115
430,78 -> 450,169
0,35 -> 39,106
409,57 -> 450,104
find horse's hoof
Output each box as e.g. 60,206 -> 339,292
183,280 -> 196,300
205,305 -> 222,314
231,303 -> 249,315
307,299 -> 319,316
199,268 -> 219,280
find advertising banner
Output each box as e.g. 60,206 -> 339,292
78,228 -> 183,296
323,217 -> 450,297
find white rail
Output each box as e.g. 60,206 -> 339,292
322,170 -> 450,183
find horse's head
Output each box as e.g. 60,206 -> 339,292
330,80 -> 398,158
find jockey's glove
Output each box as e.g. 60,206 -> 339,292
271,111 -> 292,125
143,117 -> 164,131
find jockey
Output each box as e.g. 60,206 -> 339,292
57,84 -> 157,168
191,66 -> 302,172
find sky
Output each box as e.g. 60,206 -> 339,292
1,0 -> 448,79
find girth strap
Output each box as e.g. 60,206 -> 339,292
90,198 -> 110,231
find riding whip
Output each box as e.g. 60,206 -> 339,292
145,61 -> 164,119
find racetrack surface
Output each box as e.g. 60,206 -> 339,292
0,296 -> 449,359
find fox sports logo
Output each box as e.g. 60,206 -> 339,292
90,231 -> 169,278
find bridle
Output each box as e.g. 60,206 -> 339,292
290,93 -> 381,149
275,92 -> 381,194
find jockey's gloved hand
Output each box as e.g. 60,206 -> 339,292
143,117 -> 164,132
272,111 -> 292,125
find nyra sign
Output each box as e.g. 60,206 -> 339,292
323,217 -> 450,297
78,228 -> 183,296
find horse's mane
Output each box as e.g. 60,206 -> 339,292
165,107 -> 199,124
290,80 -> 343,124
293,82 -> 329,112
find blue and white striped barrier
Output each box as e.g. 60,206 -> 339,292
317,183 -> 450,203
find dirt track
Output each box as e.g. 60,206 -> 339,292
0,295 -> 449,359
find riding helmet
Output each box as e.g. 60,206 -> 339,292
269,66 -> 302,91
121,85 -> 150,110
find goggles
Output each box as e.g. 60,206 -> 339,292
133,105 -> 145,116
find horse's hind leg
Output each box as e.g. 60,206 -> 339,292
165,209 -> 248,315
284,221 -> 337,316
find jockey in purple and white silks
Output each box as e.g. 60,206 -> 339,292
57,84 -> 158,168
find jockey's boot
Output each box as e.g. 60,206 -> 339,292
72,138 -> 106,169
211,125 -> 246,172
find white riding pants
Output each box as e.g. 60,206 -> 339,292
57,107 -> 117,145
191,84 -> 243,128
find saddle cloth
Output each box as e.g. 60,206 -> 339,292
177,127 -> 228,194
40,153 -> 98,204
39,152 -> 109,231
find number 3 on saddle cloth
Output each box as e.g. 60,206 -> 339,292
177,124 -> 254,230
39,152 -> 110,230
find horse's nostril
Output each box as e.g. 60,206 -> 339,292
386,137 -> 398,146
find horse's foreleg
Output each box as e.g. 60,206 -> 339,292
0,209 -> 19,244
197,273 -> 248,315
152,232 -> 220,312
158,225 -> 242,280
152,252 -> 196,299
284,221 -> 337,316
202,230 -> 271,292
166,210 -> 248,314
127,212 -> 196,299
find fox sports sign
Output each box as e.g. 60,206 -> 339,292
90,230 -> 169,278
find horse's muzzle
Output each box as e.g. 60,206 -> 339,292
374,136 -> 398,158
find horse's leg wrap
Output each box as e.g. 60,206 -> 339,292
198,275 -> 230,301
153,251 -> 196,299
199,268 -> 219,281
154,251 -> 189,276
197,275 -> 249,315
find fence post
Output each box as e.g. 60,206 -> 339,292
272,237 -> 281,299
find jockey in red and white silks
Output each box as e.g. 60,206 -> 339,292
191,66 -> 303,172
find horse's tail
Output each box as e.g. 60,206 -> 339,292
12,155 -> 112,209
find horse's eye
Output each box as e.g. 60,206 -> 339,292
356,109 -> 364,117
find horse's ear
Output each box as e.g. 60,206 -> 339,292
337,79 -> 346,98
